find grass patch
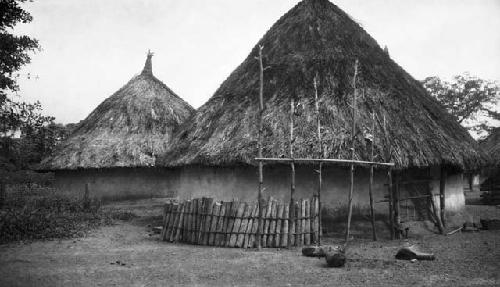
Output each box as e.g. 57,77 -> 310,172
0,185 -> 135,244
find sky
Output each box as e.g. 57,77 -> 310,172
11,0 -> 500,124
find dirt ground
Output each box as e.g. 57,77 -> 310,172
0,199 -> 499,287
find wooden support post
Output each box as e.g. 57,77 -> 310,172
345,59 -> 359,245
440,166 -> 447,228
388,168 -> 394,240
288,98 -> 296,249
394,172 -> 401,239
256,45 -> 265,250
369,112 -> 377,241
313,74 -> 323,246
382,113 -> 395,240
0,182 -> 5,209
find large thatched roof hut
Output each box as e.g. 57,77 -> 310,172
157,0 -> 484,233
41,52 -> 194,201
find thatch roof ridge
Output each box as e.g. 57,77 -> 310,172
157,0 -> 485,170
40,53 -> 194,170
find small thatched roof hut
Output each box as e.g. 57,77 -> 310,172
480,127 -> 500,167
479,127 -> 500,202
41,52 -> 194,201
155,0 -> 484,234
42,52 -> 194,170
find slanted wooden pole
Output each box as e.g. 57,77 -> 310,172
369,112 -> 377,241
313,74 -> 323,245
439,166 -> 447,228
345,59 -> 359,245
288,98 -> 296,248
256,45 -> 265,250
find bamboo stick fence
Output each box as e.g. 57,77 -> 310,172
161,197 -> 320,248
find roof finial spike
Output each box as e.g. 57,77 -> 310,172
142,50 -> 154,75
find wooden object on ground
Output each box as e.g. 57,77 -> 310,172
302,245 -> 326,257
325,251 -> 346,268
446,226 -> 463,236
395,245 -> 435,261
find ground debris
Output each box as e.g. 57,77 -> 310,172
325,251 -> 346,268
395,245 -> 435,261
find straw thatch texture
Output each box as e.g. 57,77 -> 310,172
481,128 -> 500,167
159,0 -> 484,170
41,54 -> 194,170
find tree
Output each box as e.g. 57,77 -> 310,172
421,73 -> 500,138
0,99 -> 55,170
0,1 -> 60,170
0,0 -> 40,104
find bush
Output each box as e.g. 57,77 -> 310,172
0,187 -> 112,244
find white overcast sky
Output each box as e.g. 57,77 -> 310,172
11,0 -> 500,124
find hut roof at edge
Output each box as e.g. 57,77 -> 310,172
40,52 -> 195,170
158,0 -> 485,170
480,127 -> 500,167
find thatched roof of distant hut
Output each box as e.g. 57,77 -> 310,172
41,52 -> 194,170
158,0 -> 484,170
480,127 -> 500,167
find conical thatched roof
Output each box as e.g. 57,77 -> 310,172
159,0 -> 484,170
480,127 -> 500,167
41,52 -> 194,170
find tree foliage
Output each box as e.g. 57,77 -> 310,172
1,0 -> 40,103
421,73 -> 500,137
0,0 -> 66,170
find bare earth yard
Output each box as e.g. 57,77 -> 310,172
0,200 -> 499,287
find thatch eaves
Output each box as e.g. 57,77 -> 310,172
41,52 -> 195,170
158,0 -> 485,170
